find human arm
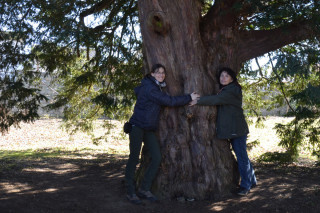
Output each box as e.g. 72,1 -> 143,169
197,90 -> 236,106
190,86 -> 242,106
147,87 -> 199,107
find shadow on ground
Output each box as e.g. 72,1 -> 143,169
0,151 -> 319,213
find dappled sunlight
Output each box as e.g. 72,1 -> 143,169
0,153 -> 130,212
0,181 -> 64,196
106,171 -> 124,179
22,163 -> 80,174
0,182 -> 33,194
1,118 -> 319,212
43,188 -> 59,193
206,162 -> 320,212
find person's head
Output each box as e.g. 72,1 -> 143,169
218,67 -> 237,87
150,63 -> 166,83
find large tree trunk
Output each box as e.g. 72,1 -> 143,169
137,0 -> 240,199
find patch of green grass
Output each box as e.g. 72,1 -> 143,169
0,149 -> 66,160
0,148 -> 127,172
257,151 -> 294,163
0,148 -> 112,161
247,139 -> 260,151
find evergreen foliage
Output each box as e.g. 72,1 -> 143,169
241,39 -> 320,160
0,0 -> 142,141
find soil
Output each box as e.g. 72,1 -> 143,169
1,119 -> 319,212
1,155 -> 319,213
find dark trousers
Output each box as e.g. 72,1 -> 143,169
125,125 -> 161,195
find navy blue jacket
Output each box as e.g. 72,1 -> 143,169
129,75 -> 192,131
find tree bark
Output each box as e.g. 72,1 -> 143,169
136,0 -> 318,200
137,0 -> 239,199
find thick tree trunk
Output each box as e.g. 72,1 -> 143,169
137,0 -> 239,199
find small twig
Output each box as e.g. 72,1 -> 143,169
267,52 -> 296,114
255,57 -> 264,78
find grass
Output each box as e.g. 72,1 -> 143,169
0,119 -> 129,173
0,148 -> 110,160
0,119 -> 129,155
247,116 -> 318,163
0,117 -> 317,167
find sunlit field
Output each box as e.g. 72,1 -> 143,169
0,119 -> 129,160
0,117 -> 316,162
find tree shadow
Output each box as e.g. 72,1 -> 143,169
208,162 -> 320,213
0,149 -> 319,213
0,149 -> 130,213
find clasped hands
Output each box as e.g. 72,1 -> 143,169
189,92 -> 200,106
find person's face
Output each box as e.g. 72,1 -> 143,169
151,67 -> 166,82
220,71 -> 233,86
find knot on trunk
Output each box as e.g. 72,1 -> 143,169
186,112 -> 194,119
147,11 -> 170,35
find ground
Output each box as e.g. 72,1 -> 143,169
1,156 -> 320,213
0,119 -> 320,213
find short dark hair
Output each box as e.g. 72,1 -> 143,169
218,67 -> 237,82
218,67 -> 241,89
151,64 -> 166,74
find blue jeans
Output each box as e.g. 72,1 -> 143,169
231,135 -> 257,190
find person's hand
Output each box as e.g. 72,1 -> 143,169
189,99 -> 198,106
190,92 -> 200,101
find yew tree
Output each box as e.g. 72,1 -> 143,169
1,0 -> 319,199
137,0 -> 319,199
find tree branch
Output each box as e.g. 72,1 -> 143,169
79,0 -> 115,21
200,0 -> 244,32
238,18 -> 319,62
90,0 -> 137,33
268,52 -> 296,114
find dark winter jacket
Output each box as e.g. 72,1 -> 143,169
129,75 -> 192,131
197,82 -> 249,139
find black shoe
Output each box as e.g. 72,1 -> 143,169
137,189 -> 158,202
237,187 -> 250,196
126,194 -> 142,205
251,183 -> 257,189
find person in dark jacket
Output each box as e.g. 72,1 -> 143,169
190,67 -> 256,196
125,63 -> 199,204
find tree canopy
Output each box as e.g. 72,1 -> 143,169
1,0 -> 320,159
0,0 -> 142,137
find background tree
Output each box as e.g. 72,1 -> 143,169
0,0 -> 319,199
241,43 -> 320,162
